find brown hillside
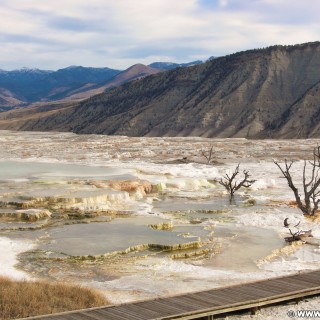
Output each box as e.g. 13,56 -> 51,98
59,64 -> 162,102
1,42 -> 320,138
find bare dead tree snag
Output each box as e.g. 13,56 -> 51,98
283,218 -> 312,242
274,146 -> 320,216
200,145 -> 214,164
285,228 -> 313,243
219,164 -> 256,198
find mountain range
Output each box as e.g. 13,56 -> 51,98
0,66 -> 120,110
0,60 -> 203,110
0,42 -> 320,138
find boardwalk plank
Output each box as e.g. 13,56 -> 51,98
113,303 -> 164,319
82,309 -> 128,320
134,305 -> 178,317
153,298 -> 201,313
140,300 -> 187,314
104,306 -> 149,320
78,312 -> 106,320
159,297 -> 208,311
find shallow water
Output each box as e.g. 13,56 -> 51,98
154,197 -> 232,212
0,160 -> 134,180
8,217 -> 201,257
205,224 -> 284,272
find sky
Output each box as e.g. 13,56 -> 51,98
0,0 -> 319,70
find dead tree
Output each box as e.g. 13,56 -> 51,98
219,164 -> 256,198
274,146 -> 320,216
200,145 -> 214,164
285,228 -> 313,243
283,218 -> 312,242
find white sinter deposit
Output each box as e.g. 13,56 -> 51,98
0,237 -> 34,280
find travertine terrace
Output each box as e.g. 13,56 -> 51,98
0,131 -> 319,309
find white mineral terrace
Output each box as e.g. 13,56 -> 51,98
0,130 -> 319,318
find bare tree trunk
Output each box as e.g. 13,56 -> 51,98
274,146 -> 320,216
200,146 -> 214,164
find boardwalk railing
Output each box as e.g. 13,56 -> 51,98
21,270 -> 320,320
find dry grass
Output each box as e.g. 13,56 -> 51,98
0,276 -> 108,319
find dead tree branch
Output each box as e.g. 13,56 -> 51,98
219,164 -> 256,198
286,228 -> 312,242
283,218 -> 312,242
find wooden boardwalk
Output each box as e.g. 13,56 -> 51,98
23,270 -> 320,320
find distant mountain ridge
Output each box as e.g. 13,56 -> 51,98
0,66 -> 120,109
58,64 -> 162,102
1,42 -> 320,139
148,60 -> 203,70
0,60 -> 201,110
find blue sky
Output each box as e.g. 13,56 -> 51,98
0,0 -> 319,70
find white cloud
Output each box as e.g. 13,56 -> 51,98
219,0 -> 229,8
0,0 -> 319,70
